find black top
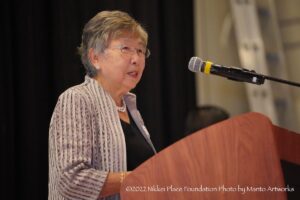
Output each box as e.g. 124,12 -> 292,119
121,112 -> 155,171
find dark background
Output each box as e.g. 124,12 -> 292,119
1,0 -> 196,199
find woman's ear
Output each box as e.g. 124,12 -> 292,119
88,48 -> 100,69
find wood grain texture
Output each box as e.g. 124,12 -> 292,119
273,126 -> 300,165
121,112 -> 289,200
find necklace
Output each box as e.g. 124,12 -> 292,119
116,98 -> 126,112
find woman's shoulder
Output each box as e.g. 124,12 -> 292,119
60,83 -> 86,96
57,80 -> 94,104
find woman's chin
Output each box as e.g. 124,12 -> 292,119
123,82 -> 138,92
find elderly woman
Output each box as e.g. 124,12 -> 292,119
48,10 -> 156,200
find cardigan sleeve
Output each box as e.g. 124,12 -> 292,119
49,89 -> 108,200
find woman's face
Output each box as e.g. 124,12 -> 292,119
95,34 -> 146,94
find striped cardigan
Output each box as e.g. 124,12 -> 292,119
48,76 -> 156,200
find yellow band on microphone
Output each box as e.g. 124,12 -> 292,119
204,61 -> 213,74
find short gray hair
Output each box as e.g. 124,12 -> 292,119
78,10 -> 148,77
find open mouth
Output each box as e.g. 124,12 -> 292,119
127,71 -> 139,78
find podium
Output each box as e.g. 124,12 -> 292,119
120,112 -> 300,199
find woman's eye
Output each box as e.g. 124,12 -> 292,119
121,46 -> 130,52
137,49 -> 144,54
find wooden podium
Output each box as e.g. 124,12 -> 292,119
120,112 -> 300,199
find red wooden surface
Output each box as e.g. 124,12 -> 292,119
121,112 -> 290,200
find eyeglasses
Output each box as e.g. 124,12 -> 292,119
109,45 -> 151,58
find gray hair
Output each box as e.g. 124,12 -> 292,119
78,10 -> 148,77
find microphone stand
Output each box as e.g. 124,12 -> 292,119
224,68 -> 300,87
263,75 -> 300,87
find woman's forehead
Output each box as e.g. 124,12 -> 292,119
109,30 -> 146,45
109,35 -> 145,46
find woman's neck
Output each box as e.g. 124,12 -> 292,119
94,76 -> 124,106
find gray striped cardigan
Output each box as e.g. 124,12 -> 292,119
48,76 -> 156,200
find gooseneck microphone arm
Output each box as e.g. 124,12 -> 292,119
188,57 -> 300,88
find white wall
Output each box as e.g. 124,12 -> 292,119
193,0 -> 249,116
275,0 -> 300,131
193,0 -> 300,132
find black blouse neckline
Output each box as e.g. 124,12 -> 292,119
120,112 -> 154,170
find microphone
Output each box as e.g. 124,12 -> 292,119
188,57 -> 265,85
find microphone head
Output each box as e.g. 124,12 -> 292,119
188,57 -> 203,72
